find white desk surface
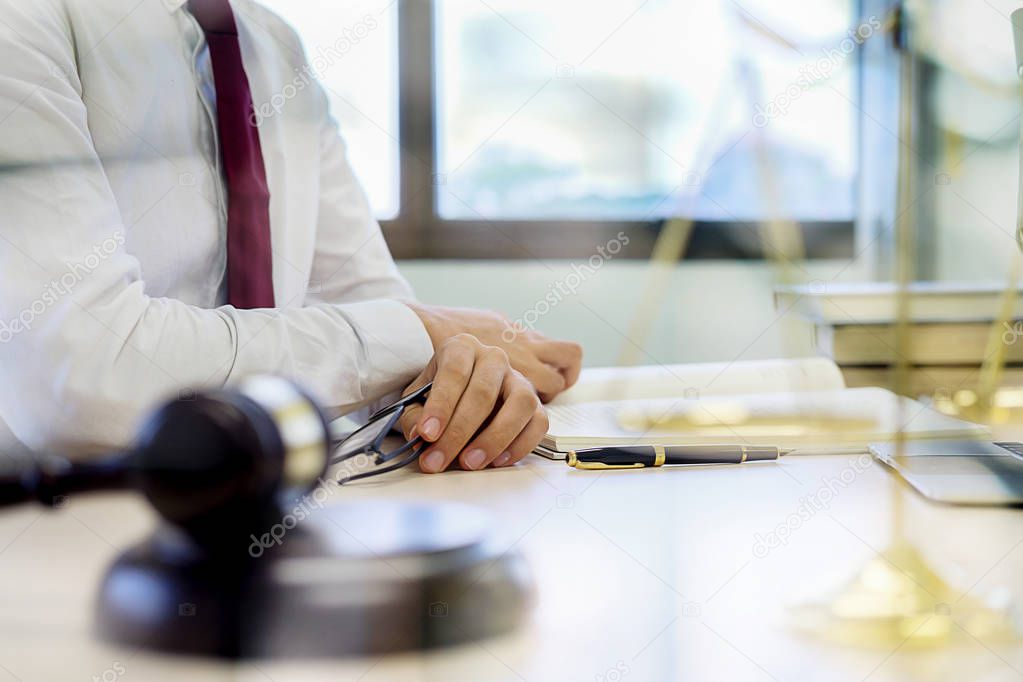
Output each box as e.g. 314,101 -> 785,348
1,453 -> 1022,682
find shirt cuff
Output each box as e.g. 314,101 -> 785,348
336,298 -> 434,404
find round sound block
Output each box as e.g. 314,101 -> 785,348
95,501 -> 533,658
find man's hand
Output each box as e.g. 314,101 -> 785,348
406,303 -> 582,402
398,334 -> 549,473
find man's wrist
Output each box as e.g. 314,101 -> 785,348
403,301 -> 443,349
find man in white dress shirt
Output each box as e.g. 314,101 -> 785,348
0,0 -> 582,473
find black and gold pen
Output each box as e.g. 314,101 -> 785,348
565,445 -> 790,469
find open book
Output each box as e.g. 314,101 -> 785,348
540,358 -> 988,456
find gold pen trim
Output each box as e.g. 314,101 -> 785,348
573,462 -> 646,470
566,450 -> 646,470
740,446 -> 748,464
653,445 -> 666,467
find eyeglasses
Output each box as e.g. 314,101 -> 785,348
330,382 -> 432,484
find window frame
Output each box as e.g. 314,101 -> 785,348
381,0 -> 894,261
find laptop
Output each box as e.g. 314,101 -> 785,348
869,440 -> 1023,506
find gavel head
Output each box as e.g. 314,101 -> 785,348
131,377 -> 331,547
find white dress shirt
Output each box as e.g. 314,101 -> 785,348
0,0 -> 434,456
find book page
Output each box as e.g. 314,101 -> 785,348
544,387 -> 988,452
550,357 -> 845,406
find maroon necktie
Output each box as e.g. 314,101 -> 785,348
189,0 -> 275,309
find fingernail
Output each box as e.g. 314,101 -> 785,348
421,417 -> 441,440
423,451 -> 446,473
493,451 -> 512,467
464,448 -> 487,470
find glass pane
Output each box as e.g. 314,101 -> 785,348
436,0 -> 857,221
259,0 -> 399,219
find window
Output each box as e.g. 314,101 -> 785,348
272,0 -> 883,258
436,0 -> 855,222
258,0 -> 400,218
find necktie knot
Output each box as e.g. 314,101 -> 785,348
188,0 -> 238,36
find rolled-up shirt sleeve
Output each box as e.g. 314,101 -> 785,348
0,5 -> 432,455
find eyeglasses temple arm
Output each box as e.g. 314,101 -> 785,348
337,446 -> 424,485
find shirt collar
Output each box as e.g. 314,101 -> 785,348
162,0 -> 189,12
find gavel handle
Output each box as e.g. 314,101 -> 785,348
0,454 -> 131,508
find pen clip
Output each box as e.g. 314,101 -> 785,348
566,451 -> 648,470
571,461 -> 646,470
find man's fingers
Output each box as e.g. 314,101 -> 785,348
492,407 -> 550,468
400,328 -> 572,474
416,335 -> 475,442
398,404 -> 422,440
396,363 -> 435,438
402,358 -> 436,398
419,347 -> 508,473
457,374 -> 539,470
522,359 -> 566,401
535,339 -> 583,389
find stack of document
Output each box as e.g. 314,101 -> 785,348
541,358 -> 987,456
774,282 -> 1023,397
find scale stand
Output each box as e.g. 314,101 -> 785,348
789,539 -> 1020,648
787,3 -> 1021,648
95,501 -> 532,658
